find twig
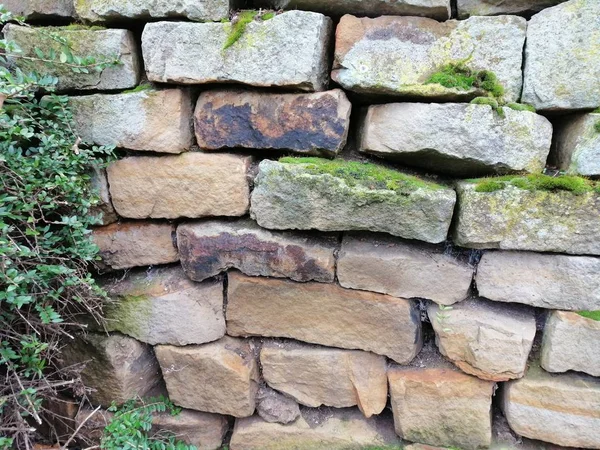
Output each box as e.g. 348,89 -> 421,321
60,405 -> 101,450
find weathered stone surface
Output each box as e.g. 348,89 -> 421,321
261,341 -> 387,417
553,112 -> 600,176
75,0 -> 231,22
359,103 -> 552,176
332,15 -> 526,101
338,233 -> 473,305
541,311 -> 600,377
177,219 -> 337,283
501,363 -> 600,448
104,266 -> 225,346
107,154 -> 252,219
230,408 -> 402,450
61,334 -> 164,407
522,0 -> 600,111
155,337 -> 259,417
3,0 -> 74,19
250,160 -> 456,243
69,89 -> 193,154
90,167 -> 117,225
457,0 -> 566,18
476,251 -> 600,310
227,272 -> 422,364
92,222 -> 178,270
256,386 -> 301,424
142,12 -> 332,91
428,298 -> 536,381
195,89 -> 351,157
5,25 -> 140,92
453,181 -> 600,255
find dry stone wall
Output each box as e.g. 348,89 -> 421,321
7,0 -> 600,448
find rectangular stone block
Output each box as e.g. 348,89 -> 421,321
457,0 -> 566,18
3,0 -> 74,19
142,11 -> 332,91
227,272 -> 422,364
107,153 -> 252,219
553,112 -> 600,176
69,89 -> 193,154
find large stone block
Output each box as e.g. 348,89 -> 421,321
501,363 -> 600,448
103,266 -> 225,346
177,219 -> 337,283
142,12 -> 332,91
428,299 -> 536,381
107,154 -> 252,219
457,0 -> 566,18
541,311 -> 600,377
453,181 -> 600,255
69,89 -> 193,154
92,222 -> 179,270
476,251 -> 600,310
522,0 -> 600,111
332,15 -> 526,101
553,112 -> 600,176
227,272 -> 422,364
3,0 -> 74,19
250,159 -> 456,243
337,233 -> 473,305
359,103 -> 552,177
261,341 -> 387,417
155,337 -> 259,417
195,89 -> 351,157
4,25 -> 140,92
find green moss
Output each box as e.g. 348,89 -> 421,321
426,63 -> 504,98
56,24 -> 107,31
122,83 -> 153,94
593,107 -> 600,113
578,311 -> 600,321
594,120 -> 600,133
507,102 -> 536,113
469,173 -> 600,195
223,10 -> 258,50
475,180 -> 505,192
262,12 -> 276,20
470,96 -> 504,118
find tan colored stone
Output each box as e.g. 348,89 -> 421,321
256,386 -> 300,424
107,153 -> 252,219
261,341 -> 387,417
90,167 -> 117,226
227,272 -> 422,364
155,337 -> 259,417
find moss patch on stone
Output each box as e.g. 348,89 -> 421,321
57,24 -> 107,31
506,102 -> 536,113
122,83 -> 153,94
594,121 -> 600,133
470,174 -> 600,195
223,10 -> 258,49
579,311 -> 600,321
470,97 -> 536,118
426,63 -> 504,98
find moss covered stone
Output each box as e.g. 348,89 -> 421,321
471,173 -> 600,194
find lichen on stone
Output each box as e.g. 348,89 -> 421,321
469,173 -> 600,194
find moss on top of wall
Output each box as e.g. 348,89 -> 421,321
469,173 -> 600,194
579,311 -> 600,321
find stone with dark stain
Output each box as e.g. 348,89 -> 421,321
194,89 -> 352,157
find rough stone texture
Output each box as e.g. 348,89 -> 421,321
195,89 -> 351,157
261,341 -> 387,417
553,112 -> 600,176
69,89 -> 193,154
103,266 -> 225,346
230,408 -> 402,450
60,334 -> 164,407
522,0 -> 600,111
107,154 -> 252,219
457,0 -> 566,18
337,233 -> 473,305
227,272 -> 422,364
541,311 -> 600,377
476,251 -> 600,310
501,363 -> 600,449
332,15 -> 526,101
92,222 -> 178,270
90,167 -> 117,225
75,0 -> 232,22
142,12 -> 332,91
359,103 -> 552,177
453,181 -> 600,255
256,386 -> 301,424
428,298 -> 536,381
250,160 -> 456,243
177,219 -> 337,283
5,25 -> 140,92
3,0 -> 74,19
155,337 -> 259,417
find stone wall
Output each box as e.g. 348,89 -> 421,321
7,0 -> 600,449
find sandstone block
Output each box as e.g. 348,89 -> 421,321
227,272 -> 422,364
256,386 -> 301,424
359,103 -> 552,177
142,12 -> 332,91
155,337 -> 259,417
457,0 -> 565,18
501,363 -> 600,448
337,233 -> 473,305
261,341 -> 387,417
177,219 -> 337,283
250,159 -> 456,243
553,112 -> 600,176
107,154 -> 252,219
90,167 -> 117,225
453,181 -> 600,255
69,89 -> 193,154
3,0 -> 74,19
332,15 -> 526,101
103,266 -> 225,346
541,311 -> 600,377
522,0 -> 600,111
92,222 -> 178,270
476,251 -> 600,310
